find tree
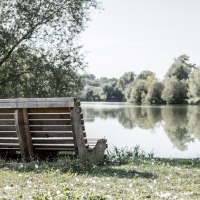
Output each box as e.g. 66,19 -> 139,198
0,46 -> 84,98
188,67 -> 200,104
145,80 -> 164,104
82,74 -> 100,87
137,70 -> 155,80
161,77 -> 188,104
0,0 -> 98,97
80,86 -> 100,101
99,82 -> 124,101
165,55 -> 194,81
129,80 -> 148,104
117,72 -> 136,91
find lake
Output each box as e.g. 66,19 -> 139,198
82,102 -> 200,158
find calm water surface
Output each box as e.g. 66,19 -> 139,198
82,102 -> 200,158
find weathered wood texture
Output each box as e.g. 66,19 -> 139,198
0,98 -> 75,108
0,98 -> 107,164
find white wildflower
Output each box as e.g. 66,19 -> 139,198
35,164 -> 39,169
159,192 -> 172,198
183,191 -> 193,196
18,164 -> 24,169
56,190 -> 61,195
135,173 -> 139,177
4,185 -> 13,190
106,195 -> 113,200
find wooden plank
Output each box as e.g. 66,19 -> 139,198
32,137 -> 74,140
87,138 -> 99,141
31,131 -> 73,137
29,119 -> 72,125
30,125 -> 72,131
31,131 -> 73,134
29,108 -> 70,113
31,137 -> 87,144
0,143 -> 20,147
0,138 -> 19,143
14,109 -> 29,161
0,120 -> 15,125
23,108 -> 33,156
33,144 -> 75,147
34,147 -> 75,151
28,113 -> 71,119
0,131 -> 17,137
0,97 -> 75,108
0,126 -> 16,131
0,114 -> 14,119
0,109 -> 15,113
31,138 -> 75,144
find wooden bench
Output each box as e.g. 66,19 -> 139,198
0,97 -> 107,164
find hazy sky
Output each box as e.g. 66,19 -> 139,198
80,0 -> 200,80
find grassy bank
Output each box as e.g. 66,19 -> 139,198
0,148 -> 200,199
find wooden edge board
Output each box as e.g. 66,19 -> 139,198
0,98 -> 75,108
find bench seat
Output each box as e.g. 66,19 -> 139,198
0,98 -> 107,164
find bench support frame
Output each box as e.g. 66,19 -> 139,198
71,100 -> 107,164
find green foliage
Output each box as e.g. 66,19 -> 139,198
125,71 -> 160,104
165,55 -> 193,81
106,146 -> 154,164
0,46 -> 83,98
61,157 -> 94,173
128,80 -> 148,104
99,82 -> 124,101
145,80 -> 164,104
188,67 -> 200,104
80,55 -> 198,105
117,72 -> 136,91
0,0 -> 98,98
137,70 -> 155,80
81,86 -> 100,101
80,75 -> 124,101
161,77 -> 188,104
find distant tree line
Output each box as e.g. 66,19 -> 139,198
80,55 -> 200,104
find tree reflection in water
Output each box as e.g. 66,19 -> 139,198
82,104 -> 200,151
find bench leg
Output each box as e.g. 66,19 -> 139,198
14,109 -> 30,162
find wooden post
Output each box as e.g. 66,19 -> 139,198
70,99 -> 87,157
23,108 -> 33,157
14,109 -> 29,162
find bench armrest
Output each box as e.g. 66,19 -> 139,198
87,139 -> 107,165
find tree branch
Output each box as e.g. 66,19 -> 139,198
0,5 -> 65,67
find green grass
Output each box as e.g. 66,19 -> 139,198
0,147 -> 200,199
